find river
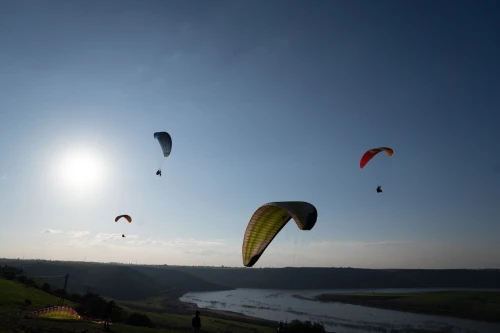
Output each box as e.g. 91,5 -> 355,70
180,288 -> 500,333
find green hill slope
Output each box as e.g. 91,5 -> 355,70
0,278 -> 73,311
2,260 -> 228,300
11,261 -> 167,300
0,278 -> 275,333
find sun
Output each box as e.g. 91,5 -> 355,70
58,149 -> 105,194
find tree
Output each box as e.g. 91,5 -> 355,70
17,275 -> 26,284
42,282 -> 51,293
288,319 -> 326,333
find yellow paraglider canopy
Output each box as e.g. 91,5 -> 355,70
242,201 -> 317,267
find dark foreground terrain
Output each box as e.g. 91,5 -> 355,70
0,277 -> 277,333
2,258 -> 500,333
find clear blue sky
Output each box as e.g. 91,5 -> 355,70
1,0 -> 499,268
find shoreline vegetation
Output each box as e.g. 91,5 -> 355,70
314,291 -> 500,323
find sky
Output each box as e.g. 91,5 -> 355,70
1,0 -> 499,269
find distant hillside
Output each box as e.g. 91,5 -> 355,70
0,260 -> 229,301
132,265 -> 230,292
173,266 -> 500,290
4,259 -> 500,298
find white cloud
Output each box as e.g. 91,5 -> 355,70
126,238 -> 165,246
41,229 -> 63,234
93,233 -> 123,243
360,241 -> 413,248
124,237 -> 226,247
64,233 -> 124,247
66,231 -> 91,238
183,248 -> 220,256
67,239 -> 88,247
312,240 -> 413,248
169,238 -> 225,246
56,234 -> 229,261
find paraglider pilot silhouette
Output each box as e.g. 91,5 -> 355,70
154,131 -> 172,178
115,215 -> 132,239
192,310 -> 201,333
376,186 -> 382,193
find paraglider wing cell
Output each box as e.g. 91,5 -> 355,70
360,147 -> 393,168
154,132 -> 172,157
115,215 -> 132,223
242,201 -> 317,267
27,306 -> 81,320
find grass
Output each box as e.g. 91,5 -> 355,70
117,297 -> 276,333
0,278 -> 275,333
315,290 -> 500,322
0,278 -> 76,310
0,260 -> 229,301
146,312 -> 274,333
0,278 -> 80,332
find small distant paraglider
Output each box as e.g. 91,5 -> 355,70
360,147 -> 393,194
154,131 -> 172,177
115,215 -> 132,238
115,215 -> 132,223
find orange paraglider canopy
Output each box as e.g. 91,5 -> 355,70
115,215 -> 132,223
360,147 -> 393,169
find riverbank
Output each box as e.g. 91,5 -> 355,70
315,290 -> 500,323
173,291 -> 341,333
119,289 -> 278,329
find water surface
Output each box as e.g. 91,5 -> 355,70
180,288 -> 500,333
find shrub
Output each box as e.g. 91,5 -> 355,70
287,319 -> 326,333
42,282 -> 51,293
126,312 -> 152,327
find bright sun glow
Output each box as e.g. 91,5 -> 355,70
58,150 -> 105,194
